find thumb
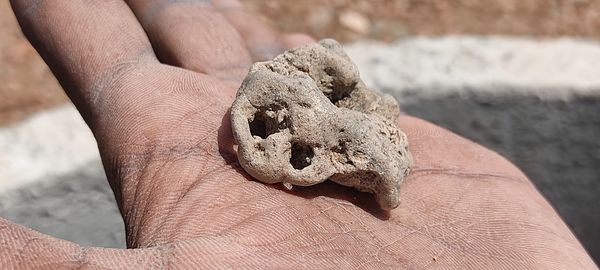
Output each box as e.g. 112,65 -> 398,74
0,218 -> 161,269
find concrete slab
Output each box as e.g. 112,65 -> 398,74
0,106 -> 99,191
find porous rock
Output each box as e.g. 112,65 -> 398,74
231,39 -> 411,210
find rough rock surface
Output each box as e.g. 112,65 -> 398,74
231,39 -> 411,209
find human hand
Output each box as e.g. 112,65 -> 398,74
4,0 -> 596,269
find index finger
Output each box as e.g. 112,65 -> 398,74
10,0 -> 156,124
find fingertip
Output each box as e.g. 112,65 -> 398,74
280,33 -> 316,49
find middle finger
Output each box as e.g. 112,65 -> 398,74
126,0 -> 252,82
213,0 -> 315,60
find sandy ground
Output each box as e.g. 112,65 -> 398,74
245,0 -> 600,41
0,1 -> 67,126
3,0 -> 600,124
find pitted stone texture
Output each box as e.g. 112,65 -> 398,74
231,39 -> 411,210
257,39 -> 401,123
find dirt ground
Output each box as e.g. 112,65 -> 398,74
244,0 -> 600,42
0,1 -> 66,126
2,0 -> 600,125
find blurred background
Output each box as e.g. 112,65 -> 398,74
0,0 -> 599,264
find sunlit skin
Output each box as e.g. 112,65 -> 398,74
2,0 -> 596,269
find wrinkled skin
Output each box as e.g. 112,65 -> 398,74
3,0 -> 596,269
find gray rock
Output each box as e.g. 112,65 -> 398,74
231,39 -> 412,209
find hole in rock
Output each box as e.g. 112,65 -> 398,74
324,66 -> 336,76
290,142 -> 314,170
323,67 -> 355,104
249,114 -> 268,139
249,108 -> 287,139
329,86 -> 353,104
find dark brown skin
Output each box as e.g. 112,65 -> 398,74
3,0 -> 596,269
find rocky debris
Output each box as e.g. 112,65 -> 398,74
338,10 -> 371,35
230,39 -> 411,209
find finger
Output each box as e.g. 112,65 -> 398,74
213,0 -> 291,61
10,0 -> 156,123
280,33 -> 317,49
0,218 -> 159,269
126,0 -> 252,82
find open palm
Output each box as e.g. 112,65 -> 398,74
3,0 -> 595,269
